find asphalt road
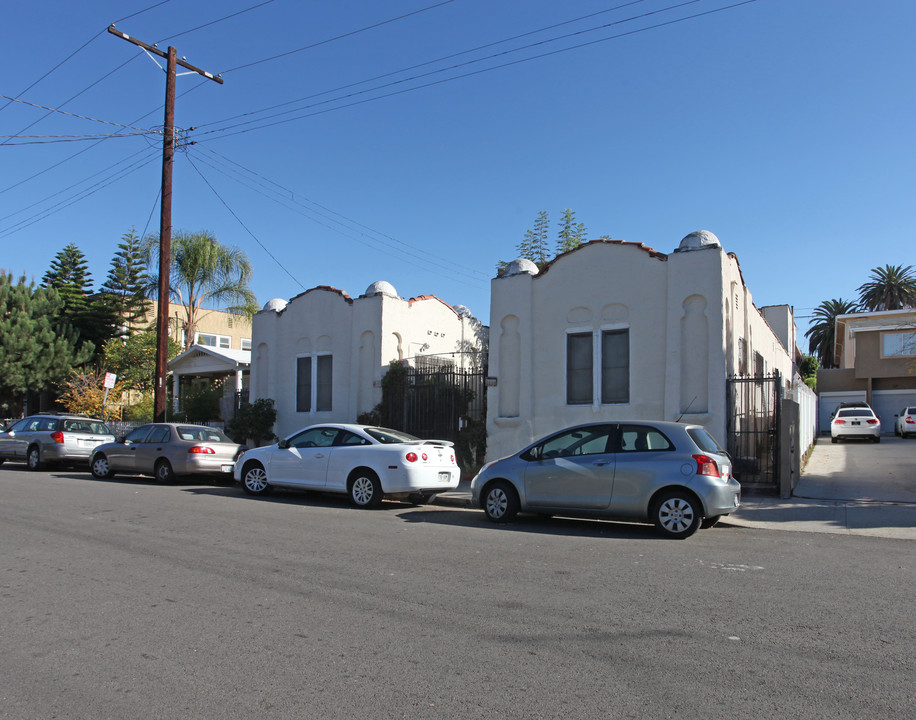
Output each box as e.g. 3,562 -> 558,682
1,466 -> 913,720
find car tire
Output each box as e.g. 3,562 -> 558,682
831,436 -> 838,444
653,490 -> 701,539
349,470 -> 383,508
482,480 -> 519,523
874,436 -> 881,443
27,445 -> 42,471
155,459 -> 175,483
407,492 -> 437,505
701,515 -> 722,529
90,453 -> 115,479
241,462 -> 271,496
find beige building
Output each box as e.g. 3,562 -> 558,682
142,301 -> 252,351
817,308 -> 916,431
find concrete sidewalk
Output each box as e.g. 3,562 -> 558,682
434,437 -> 916,540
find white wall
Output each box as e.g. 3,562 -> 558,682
486,238 -> 796,461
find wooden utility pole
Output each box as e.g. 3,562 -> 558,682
107,25 -> 223,422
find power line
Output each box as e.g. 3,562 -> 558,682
188,150 -> 488,291
196,0 -> 754,141
199,0 -> 651,130
0,94 -> 160,133
195,145 -> 489,281
218,0 -> 460,74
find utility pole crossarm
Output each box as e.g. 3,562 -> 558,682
107,25 -> 224,84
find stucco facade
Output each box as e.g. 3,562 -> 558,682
250,282 -> 487,438
486,231 -> 795,461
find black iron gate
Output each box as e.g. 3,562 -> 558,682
726,372 -> 781,490
380,360 -> 488,471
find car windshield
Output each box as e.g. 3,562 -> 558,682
686,426 -> 725,454
177,426 -> 232,443
363,427 -> 420,444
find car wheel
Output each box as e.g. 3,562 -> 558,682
155,459 -> 175,483
874,436 -> 881,443
27,445 -> 42,471
482,480 -> 519,523
407,492 -> 437,505
831,436 -> 838,444
701,515 -> 722,529
653,490 -> 701,539
241,462 -> 271,496
349,470 -> 383,508
91,454 -> 115,479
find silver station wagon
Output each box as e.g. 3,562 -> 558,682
471,421 -> 740,539
0,413 -> 115,470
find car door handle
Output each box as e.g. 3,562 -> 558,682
313,453 -> 325,459
592,460 -> 611,466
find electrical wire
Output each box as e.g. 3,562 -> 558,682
200,0 -> 650,129
196,0 -> 754,141
218,0 -> 459,75
194,145 -> 490,281
0,94 -> 160,133
187,151 -> 488,291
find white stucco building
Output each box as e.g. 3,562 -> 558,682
486,231 -> 796,461
250,282 -> 487,438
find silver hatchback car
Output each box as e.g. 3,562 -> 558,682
471,421 -> 739,538
0,413 -> 115,470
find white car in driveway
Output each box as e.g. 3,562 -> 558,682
234,423 -> 460,508
894,407 -> 916,438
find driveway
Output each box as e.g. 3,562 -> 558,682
798,435 -> 916,503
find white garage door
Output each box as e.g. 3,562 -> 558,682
818,391 -> 866,434
872,391 -> 916,435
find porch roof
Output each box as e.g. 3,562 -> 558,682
168,345 -> 251,376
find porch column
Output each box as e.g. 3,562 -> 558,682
172,373 -> 180,414
235,369 -> 244,392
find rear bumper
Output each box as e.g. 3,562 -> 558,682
698,478 -> 742,517
381,466 -> 460,494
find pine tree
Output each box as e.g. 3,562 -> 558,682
556,208 -> 588,254
42,242 -> 93,320
100,227 -> 153,333
514,210 -> 551,267
0,272 -> 93,411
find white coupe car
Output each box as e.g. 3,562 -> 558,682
234,423 -> 460,508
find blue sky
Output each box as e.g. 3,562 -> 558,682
2,0 -> 914,347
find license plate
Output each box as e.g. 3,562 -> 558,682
438,472 -> 450,482
79,439 -> 95,447
851,421 -> 860,426
221,464 -> 234,473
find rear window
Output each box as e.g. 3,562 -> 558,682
177,426 -> 231,443
364,427 -> 420,444
62,419 -> 111,434
837,409 -> 874,419
687,427 -> 725,454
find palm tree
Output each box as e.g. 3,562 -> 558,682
805,299 -> 858,369
857,264 -> 916,311
147,231 -> 258,349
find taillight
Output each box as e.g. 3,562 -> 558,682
450,453 -> 455,464
50,431 -> 64,444
405,451 -> 418,463
421,452 -> 429,461
189,446 -> 215,454
693,454 -> 720,477
866,419 -> 878,425
833,419 -> 846,425
907,417 -> 915,425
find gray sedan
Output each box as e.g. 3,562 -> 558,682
470,421 -> 740,538
90,423 -> 245,483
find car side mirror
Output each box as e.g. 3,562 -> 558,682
278,438 -> 290,449
117,436 -> 126,444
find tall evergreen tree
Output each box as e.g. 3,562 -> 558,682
805,298 -> 858,369
0,272 -> 93,413
100,227 -> 153,333
42,242 -> 93,320
857,264 -> 916,311
515,210 -> 551,267
556,208 -> 588,254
